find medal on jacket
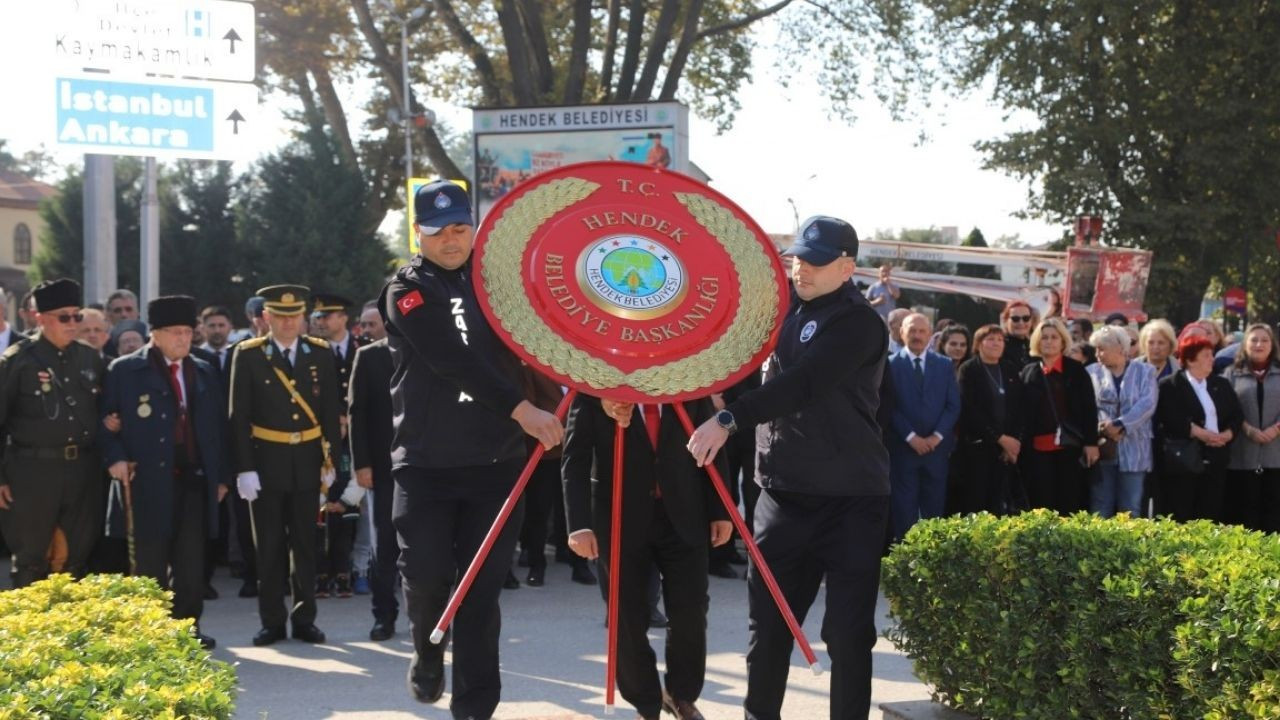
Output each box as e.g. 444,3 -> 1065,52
37,370 -> 51,394
137,393 -> 152,418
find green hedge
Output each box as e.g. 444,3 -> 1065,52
882,511 -> 1280,720
0,574 -> 236,719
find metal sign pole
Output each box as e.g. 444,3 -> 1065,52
82,154 -> 117,306
139,157 -> 159,320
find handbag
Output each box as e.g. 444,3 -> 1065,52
1098,426 -> 1120,462
1041,369 -> 1084,449
1162,436 -> 1205,475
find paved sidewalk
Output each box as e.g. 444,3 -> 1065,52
191,556 -> 932,719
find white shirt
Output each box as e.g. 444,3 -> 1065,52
1187,374 -> 1219,433
275,338 -> 299,363
330,332 -> 350,360
200,342 -> 230,370
0,326 -> 12,351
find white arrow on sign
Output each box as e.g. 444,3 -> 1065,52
53,74 -> 259,161
52,0 -> 255,82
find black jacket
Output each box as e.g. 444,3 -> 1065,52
956,356 -> 1025,446
562,395 -> 728,551
348,339 -> 394,484
1019,356 -> 1099,447
378,255 -> 525,471
1156,370 -> 1244,468
727,282 -> 889,496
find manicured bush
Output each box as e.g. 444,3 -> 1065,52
882,511 -> 1280,719
0,574 -> 236,719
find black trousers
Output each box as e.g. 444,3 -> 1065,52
0,454 -> 101,587
393,461 -> 523,720
369,476 -> 401,624
712,434 -> 754,565
204,498 -> 230,585
135,478 -> 206,623
599,499 -> 709,717
1160,463 -> 1226,522
251,483 -> 319,629
745,490 -> 889,720
1021,448 -> 1087,515
316,509 -> 356,578
518,457 -> 559,570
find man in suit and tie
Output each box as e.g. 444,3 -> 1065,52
348,312 -> 396,640
887,312 -> 962,542
99,296 -> 229,649
563,394 -> 732,720
229,284 -> 341,646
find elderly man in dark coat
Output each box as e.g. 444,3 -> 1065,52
99,295 -> 229,649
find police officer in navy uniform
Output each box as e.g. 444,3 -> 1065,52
687,216 -> 891,720
0,278 -> 105,587
99,295 -> 229,648
229,285 -> 341,647
378,179 -> 562,718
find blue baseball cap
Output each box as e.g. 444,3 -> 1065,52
782,216 -> 859,266
414,180 -> 473,235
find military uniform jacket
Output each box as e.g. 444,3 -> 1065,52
727,283 -> 890,497
0,334 -> 105,483
228,334 -> 342,491
98,348 -> 229,542
378,255 -> 525,470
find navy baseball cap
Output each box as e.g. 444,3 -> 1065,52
414,180 -> 473,235
782,216 -> 859,266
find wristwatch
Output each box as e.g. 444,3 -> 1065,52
715,409 -> 738,434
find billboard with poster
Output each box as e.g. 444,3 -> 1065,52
472,102 -> 689,219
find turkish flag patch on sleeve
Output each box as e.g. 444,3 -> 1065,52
396,290 -> 425,315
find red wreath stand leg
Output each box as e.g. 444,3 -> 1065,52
429,389 -> 578,645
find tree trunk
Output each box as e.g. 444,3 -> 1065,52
564,0 -> 593,103
633,0 -> 681,100
307,64 -> 360,170
615,0 -> 647,100
435,0 -> 504,105
600,0 -> 622,101
497,0 -> 538,105
517,0 -> 555,97
660,0 -> 704,100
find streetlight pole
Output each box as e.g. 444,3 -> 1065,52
380,1 -> 426,184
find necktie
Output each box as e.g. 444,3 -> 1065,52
335,345 -> 342,362
913,356 -> 925,389
282,347 -> 292,369
169,362 -> 185,408
643,404 -> 661,450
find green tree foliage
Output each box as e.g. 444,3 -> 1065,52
162,162 -> 250,310
236,128 -> 394,305
254,0 -> 914,230
884,0 -> 1280,324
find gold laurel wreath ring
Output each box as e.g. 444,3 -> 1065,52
481,177 -> 781,397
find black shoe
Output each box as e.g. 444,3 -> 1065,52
526,566 -> 545,587
238,580 -> 258,598
203,584 -> 219,600
315,574 -> 331,599
407,651 -> 445,703
571,564 -> 597,585
195,631 -> 217,650
648,609 -> 668,629
252,626 -> 286,647
291,623 -> 326,644
334,573 -> 353,598
709,562 -> 738,579
503,569 -> 520,589
369,620 -> 395,642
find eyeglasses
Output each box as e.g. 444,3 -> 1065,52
53,312 -> 84,324
1010,315 -> 1032,323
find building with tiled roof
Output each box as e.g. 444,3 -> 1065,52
0,170 -> 55,325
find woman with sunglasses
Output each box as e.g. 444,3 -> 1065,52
1000,300 -> 1038,371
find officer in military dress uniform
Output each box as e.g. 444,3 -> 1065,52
0,278 -> 106,587
99,296 -> 229,648
309,293 -> 363,598
229,285 -> 341,646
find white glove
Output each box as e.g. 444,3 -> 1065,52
339,483 -> 366,508
237,471 -> 261,502
320,466 -> 336,491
